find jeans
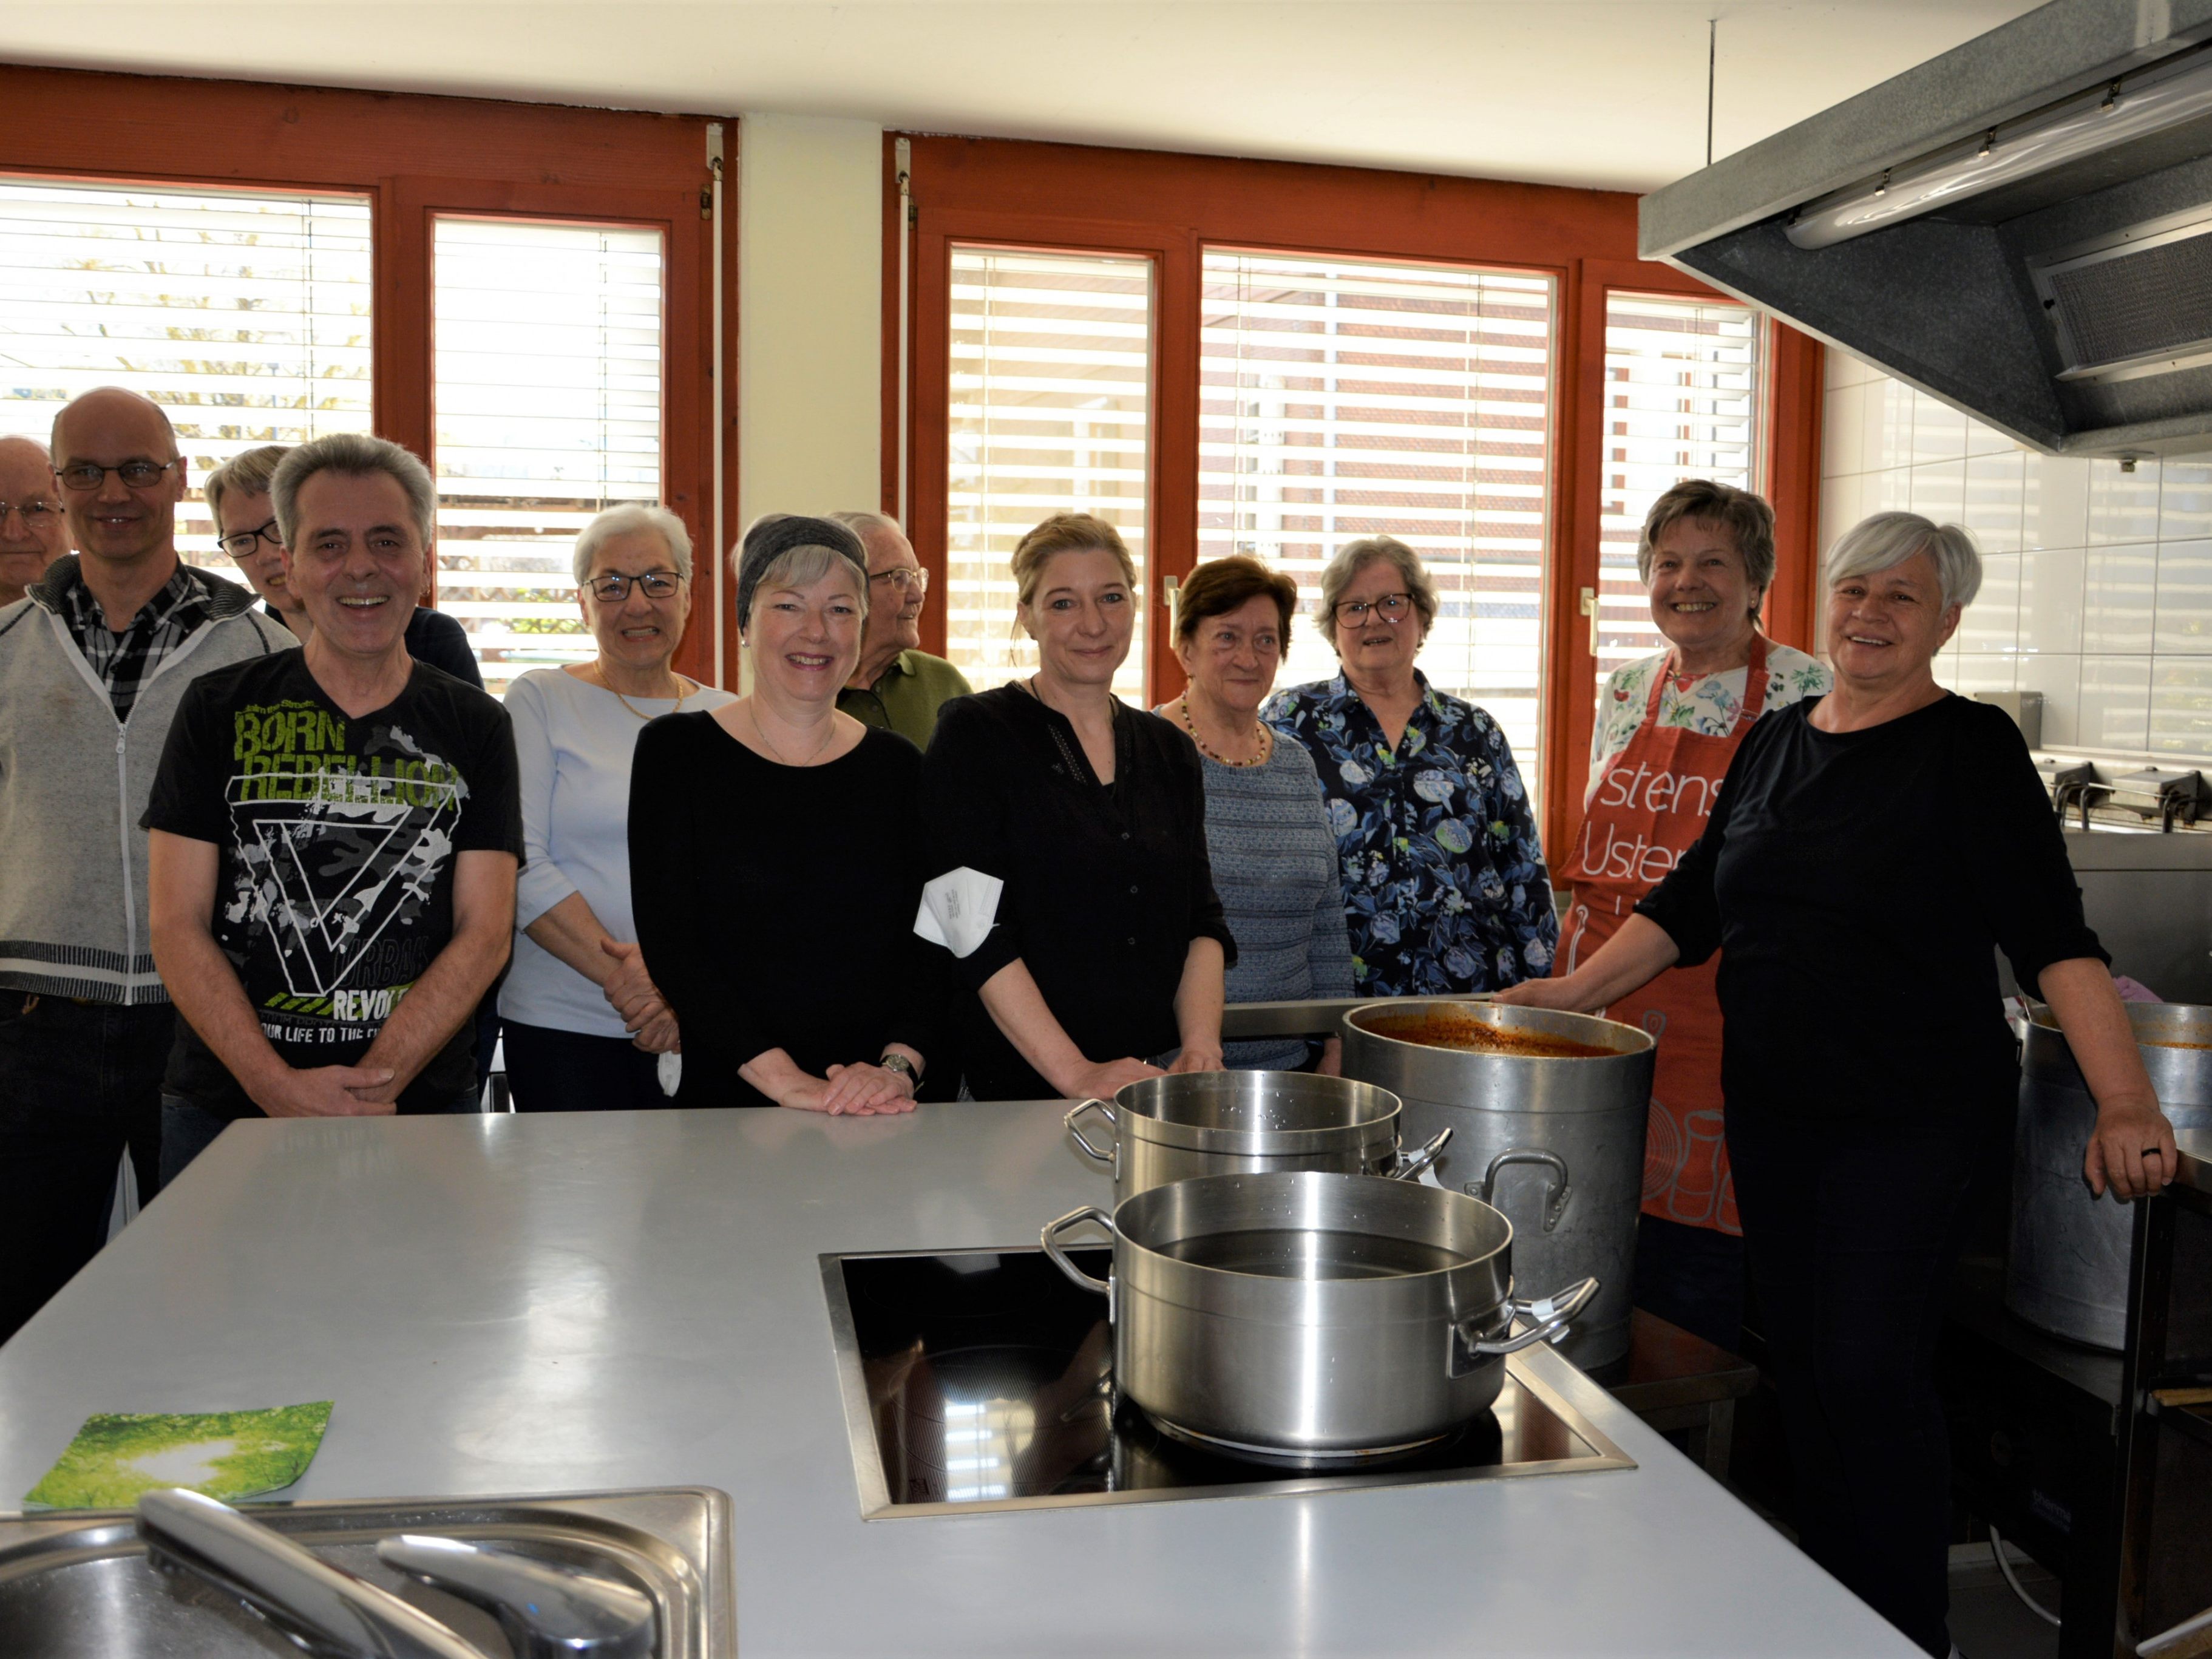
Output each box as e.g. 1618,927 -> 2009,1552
1632,1212 -> 1747,1352
161,1087 -> 486,1185
502,1019 -> 671,1112
1727,1107 -> 1998,1658
0,992 -> 174,1343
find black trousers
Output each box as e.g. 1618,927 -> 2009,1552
1633,1212 -> 1746,1353
0,992 -> 173,1344
502,1019 -> 669,1112
1728,1105 -> 1997,1658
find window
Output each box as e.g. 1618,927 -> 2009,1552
0,177 -> 373,571
1595,294 -> 1763,688
431,218 -> 665,698
945,247 -> 1153,701
1199,251 -> 1555,779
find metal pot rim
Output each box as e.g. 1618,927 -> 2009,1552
1342,998 -> 1655,1059
1112,1076 -> 1406,1155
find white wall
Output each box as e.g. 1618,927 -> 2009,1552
737,113 -> 883,539
1820,352 -> 2212,764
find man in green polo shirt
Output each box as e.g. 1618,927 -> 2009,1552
829,510 -> 972,750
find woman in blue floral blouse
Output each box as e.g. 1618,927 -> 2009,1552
1263,535 -> 1556,995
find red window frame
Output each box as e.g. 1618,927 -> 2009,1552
884,135 -> 1824,859
0,64 -> 740,688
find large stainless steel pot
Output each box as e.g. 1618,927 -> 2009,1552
1064,1071 -> 1450,1206
2009,1002 -> 2212,1349
1040,1170 -> 1597,1462
1339,1000 -> 1655,1369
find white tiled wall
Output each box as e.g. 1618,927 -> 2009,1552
1821,350 -> 2212,762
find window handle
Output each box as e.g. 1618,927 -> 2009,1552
1579,586 -> 1600,657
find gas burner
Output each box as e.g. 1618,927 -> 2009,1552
821,1244 -> 1632,1519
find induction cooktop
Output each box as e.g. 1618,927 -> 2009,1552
821,1244 -> 1634,1519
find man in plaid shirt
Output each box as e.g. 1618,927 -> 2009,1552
0,387 -> 293,1342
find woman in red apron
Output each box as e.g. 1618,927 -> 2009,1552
1555,480 -> 1828,1351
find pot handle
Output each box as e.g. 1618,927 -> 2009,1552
1388,1125 -> 1453,1182
1040,1205 -> 1114,1296
1064,1099 -> 1118,1165
1467,1148 -> 1572,1232
1456,1275 -> 1601,1360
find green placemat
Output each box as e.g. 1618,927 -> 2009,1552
24,1400 -> 334,1510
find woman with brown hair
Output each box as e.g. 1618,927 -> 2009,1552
918,512 -> 1233,1101
1158,556 -> 1352,1073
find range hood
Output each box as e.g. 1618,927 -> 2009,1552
1642,0 -> 2212,457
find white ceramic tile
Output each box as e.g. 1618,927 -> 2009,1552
1819,472 -> 1864,556
1952,653 -> 2017,694
1865,466 -> 1913,516
1822,381 -> 1865,477
2024,454 -> 2091,551
2159,461 -> 2212,543
2015,653 -> 2080,747
1963,450 -> 2024,555
2154,539 -> 2212,655
1874,378 -> 1917,469
1963,418 -> 2016,460
2017,548 -> 2085,657
1910,390 -> 1968,466
1957,552 -> 2020,654
1910,458 -> 1967,525
2079,656 -> 2153,751
1825,348 -> 1880,388
2148,660 -> 2212,758
2088,460 -> 2162,543
2083,545 -> 2157,653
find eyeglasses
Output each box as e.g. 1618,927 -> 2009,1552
1332,591 -> 1414,626
869,566 -> 929,594
218,518 -> 283,559
586,571 -> 682,603
0,499 -> 62,529
55,458 -> 181,492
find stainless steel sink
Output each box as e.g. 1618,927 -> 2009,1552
0,1487 -> 733,1657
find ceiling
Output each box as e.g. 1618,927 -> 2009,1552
1,1 -> 2047,193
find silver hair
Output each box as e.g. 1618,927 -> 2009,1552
271,433 -> 436,549
745,543 -> 869,626
572,503 -> 694,585
825,509 -> 906,542
1825,511 -> 1983,611
733,513 -> 870,629
1312,535 -> 1439,639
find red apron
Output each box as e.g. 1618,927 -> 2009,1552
1556,636 -> 1771,1237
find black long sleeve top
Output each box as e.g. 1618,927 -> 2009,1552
920,684 -> 1236,1101
629,715 -> 939,1108
1637,694 -> 2104,1129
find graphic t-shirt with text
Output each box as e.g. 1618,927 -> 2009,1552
143,652 -> 522,1118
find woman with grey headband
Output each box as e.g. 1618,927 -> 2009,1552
628,514 -> 938,1113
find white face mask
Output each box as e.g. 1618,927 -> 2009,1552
914,866 -> 1004,959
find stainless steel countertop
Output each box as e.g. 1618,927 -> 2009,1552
0,1106 -> 1919,1657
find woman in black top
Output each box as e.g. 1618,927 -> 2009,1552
920,512 -> 1232,1102
631,515 -> 935,1113
1502,512 -> 2177,1658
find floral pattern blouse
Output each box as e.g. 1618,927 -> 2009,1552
1586,642 -> 1830,805
1263,672 -> 1557,996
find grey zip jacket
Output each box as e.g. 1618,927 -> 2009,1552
0,558 -> 296,1003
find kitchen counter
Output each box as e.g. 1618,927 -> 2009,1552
0,1105 -> 1919,1657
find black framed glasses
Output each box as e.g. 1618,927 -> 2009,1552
869,566 -> 929,594
218,518 -> 283,558
55,458 -> 181,492
1332,591 -> 1414,626
586,571 -> 682,602
0,498 -> 62,529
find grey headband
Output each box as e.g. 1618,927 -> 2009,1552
735,514 -> 870,629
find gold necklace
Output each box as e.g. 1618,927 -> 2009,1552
591,661 -> 691,722
1177,695 -> 1269,768
748,699 -> 837,767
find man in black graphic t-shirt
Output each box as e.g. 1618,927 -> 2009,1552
144,433 -> 520,1179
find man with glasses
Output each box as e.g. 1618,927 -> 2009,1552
0,436 -> 70,608
829,510 -> 972,749
0,386 -> 293,1343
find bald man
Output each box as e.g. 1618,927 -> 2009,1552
0,435 -> 69,608
0,387 -> 293,1343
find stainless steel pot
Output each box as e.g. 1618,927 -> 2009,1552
2009,1002 -> 2212,1349
1064,1071 -> 1449,1205
1040,1170 -> 1598,1461
1339,999 -> 1655,1369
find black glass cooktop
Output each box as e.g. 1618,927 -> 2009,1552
821,1244 -> 1634,1519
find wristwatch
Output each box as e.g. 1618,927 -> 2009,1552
878,1053 -> 920,1089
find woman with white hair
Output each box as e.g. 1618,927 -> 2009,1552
629,515 -> 937,1113
498,503 -> 734,1111
1502,511 -> 2177,1658
1263,534 -> 1554,996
